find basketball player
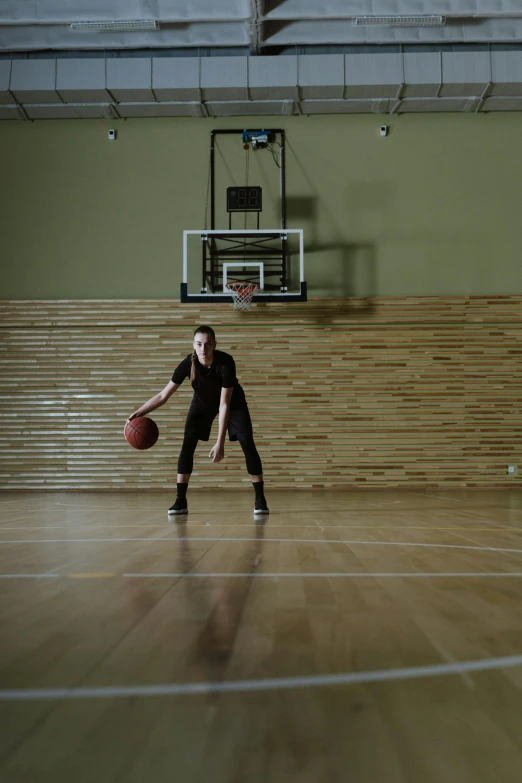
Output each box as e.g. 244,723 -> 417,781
125,325 -> 269,517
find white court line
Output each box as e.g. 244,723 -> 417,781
0,525 -> 153,529
0,522 -> 172,530
1,537 -> 522,556
54,503 -> 121,508
0,574 -> 60,579
0,524 -> 516,531
1,653 -> 521,702
0,537 -> 176,544
427,638 -> 475,690
1,571 -> 521,580
410,493 -> 463,502
123,572 -> 522,579
0,525 -> 517,530
0,526 -> 97,530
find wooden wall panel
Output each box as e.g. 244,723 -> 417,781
0,297 -> 521,490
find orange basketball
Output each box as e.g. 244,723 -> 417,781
125,417 -> 159,450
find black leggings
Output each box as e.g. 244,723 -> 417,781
178,433 -> 263,476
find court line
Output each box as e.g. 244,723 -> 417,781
2,537 -> 522,556
123,572 -> 522,579
1,652 -> 521,702
368,501 -> 402,507
67,573 -> 116,579
0,525 -> 519,531
0,524 -> 173,530
425,638 -> 475,690
54,503 -> 123,508
1,571 -> 522,580
0,574 -> 60,579
410,493 -> 463,502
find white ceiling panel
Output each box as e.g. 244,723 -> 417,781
439,51 -> 491,96
398,97 -> 480,111
116,101 -> 204,118
344,54 -> 402,99
56,58 -> 110,102
248,56 -> 298,100
0,103 -> 22,118
482,95 -> 522,109
402,53 -> 441,97
1,1 -> 522,52
24,102 -> 118,119
262,0 -> 522,17
0,0 -> 252,23
152,58 -> 200,101
200,57 -> 248,101
3,51 -> 522,119
262,20 -> 522,46
10,59 -> 59,103
490,50 -> 522,94
300,98 -> 393,113
298,54 -> 344,99
107,58 -> 154,102
0,60 -> 12,102
0,24 -> 251,52
2,0 -> 522,119
205,100 -> 294,116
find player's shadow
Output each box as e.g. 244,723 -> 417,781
173,520 -> 267,675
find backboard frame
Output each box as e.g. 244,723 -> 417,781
181,229 -> 307,303
222,262 -> 264,292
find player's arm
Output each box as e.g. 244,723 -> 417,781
209,387 -> 234,463
125,381 -> 179,434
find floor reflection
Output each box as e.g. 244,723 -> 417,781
174,520 -> 266,672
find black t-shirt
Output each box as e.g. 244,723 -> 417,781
171,350 -> 247,409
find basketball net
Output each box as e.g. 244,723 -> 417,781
226,281 -> 259,311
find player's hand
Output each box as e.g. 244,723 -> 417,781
209,443 -> 224,463
124,413 -> 136,438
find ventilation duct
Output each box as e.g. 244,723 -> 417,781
353,16 -> 446,27
1,52 -> 522,119
68,21 -> 160,33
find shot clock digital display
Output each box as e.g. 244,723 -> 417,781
227,186 -> 262,212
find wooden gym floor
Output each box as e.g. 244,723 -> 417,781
1,489 -> 522,782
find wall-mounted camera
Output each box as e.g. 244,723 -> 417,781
379,126 -> 389,137
108,129 -> 117,141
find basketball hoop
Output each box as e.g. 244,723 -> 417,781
226,281 -> 259,311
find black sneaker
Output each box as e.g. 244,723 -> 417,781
168,497 -> 188,516
254,497 -> 269,515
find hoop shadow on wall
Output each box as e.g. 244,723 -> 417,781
262,0 -> 288,13
286,195 -> 376,312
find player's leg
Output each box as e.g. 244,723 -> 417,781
168,436 -> 198,515
229,408 -> 269,515
242,440 -> 268,515
169,401 -> 214,516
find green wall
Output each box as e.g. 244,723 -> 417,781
1,112 -> 521,299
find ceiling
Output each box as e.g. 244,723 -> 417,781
1,1 -> 522,54
2,2 -> 522,119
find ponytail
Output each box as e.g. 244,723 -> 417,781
190,349 -> 197,383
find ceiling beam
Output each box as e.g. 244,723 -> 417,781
248,0 -> 262,55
